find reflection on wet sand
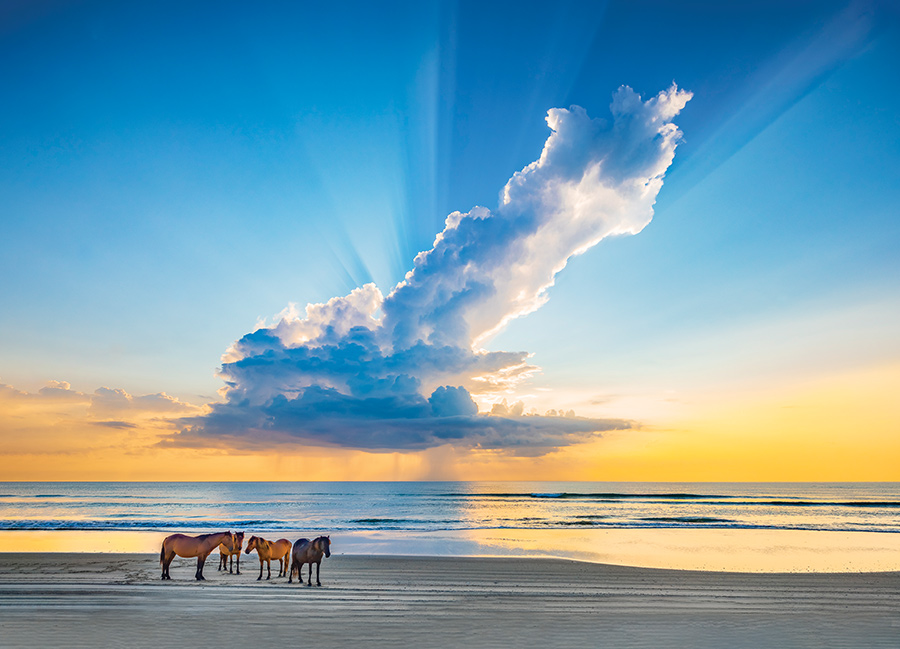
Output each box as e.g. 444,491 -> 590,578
1,527 -> 899,572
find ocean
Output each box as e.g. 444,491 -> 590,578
1,481 -> 898,534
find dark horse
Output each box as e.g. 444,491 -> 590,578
160,531 -> 234,581
288,536 -> 331,586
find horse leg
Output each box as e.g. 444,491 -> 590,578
315,560 -> 321,587
162,551 -> 174,580
235,551 -> 241,575
228,553 -> 234,574
288,558 -> 297,583
266,559 -> 271,580
307,562 -> 312,587
196,555 -> 207,581
257,558 -> 263,581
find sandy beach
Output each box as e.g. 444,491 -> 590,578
0,553 -> 897,648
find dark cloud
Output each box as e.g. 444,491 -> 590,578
93,420 -> 138,429
172,391 -> 632,453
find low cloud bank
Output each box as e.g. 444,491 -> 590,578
0,380 -> 201,454
172,85 -> 690,453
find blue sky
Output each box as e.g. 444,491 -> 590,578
1,1 -> 899,472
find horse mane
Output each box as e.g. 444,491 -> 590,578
197,531 -> 228,540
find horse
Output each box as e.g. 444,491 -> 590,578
288,536 -> 331,586
218,531 -> 245,574
244,535 -> 292,580
160,531 -> 234,581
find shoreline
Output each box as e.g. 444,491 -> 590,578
0,553 -> 897,648
2,527 -> 899,573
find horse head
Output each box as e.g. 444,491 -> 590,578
221,531 -> 235,553
245,535 -> 259,554
318,536 -> 331,558
233,531 -> 245,552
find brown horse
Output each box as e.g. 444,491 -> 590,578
244,535 -> 292,580
160,531 -> 234,581
288,536 -> 331,586
218,531 -> 245,574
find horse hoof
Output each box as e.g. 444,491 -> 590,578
257,577 -> 261,581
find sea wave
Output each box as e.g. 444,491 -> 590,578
1,519 -> 898,533
640,516 -> 735,524
2,483 -> 897,536
439,492 -> 900,508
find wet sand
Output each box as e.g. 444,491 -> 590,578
0,553 -> 898,648
4,527 -> 900,572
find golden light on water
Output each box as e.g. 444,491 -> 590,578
461,528 -> 900,573
0,531 -> 166,554
1,529 -> 898,573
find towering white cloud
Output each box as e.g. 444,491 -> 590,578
172,85 -> 691,452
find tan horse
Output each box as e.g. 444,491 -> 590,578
244,535 -> 292,580
218,531 -> 245,574
160,531 -> 234,580
288,536 -> 331,586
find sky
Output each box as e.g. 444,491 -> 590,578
1,0 -> 898,481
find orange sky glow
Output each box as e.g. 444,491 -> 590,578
3,362 -> 896,482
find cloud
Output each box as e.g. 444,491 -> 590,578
0,380 -> 202,455
92,420 -> 139,429
89,387 -> 199,417
171,394 -> 632,455
171,85 -> 691,453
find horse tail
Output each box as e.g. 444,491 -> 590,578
159,540 -> 166,566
